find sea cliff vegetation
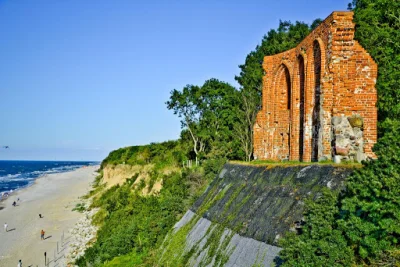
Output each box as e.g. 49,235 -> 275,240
75,0 -> 400,266
75,141 -> 225,266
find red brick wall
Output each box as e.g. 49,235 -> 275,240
254,11 -> 377,162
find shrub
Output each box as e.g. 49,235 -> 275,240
72,203 -> 86,213
280,119 -> 400,265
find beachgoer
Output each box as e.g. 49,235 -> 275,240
17,259 -> 22,267
17,198 -> 20,202
39,214 -> 42,218
12,201 -> 16,207
4,223 -> 8,232
41,229 -> 45,240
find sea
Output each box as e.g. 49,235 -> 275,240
0,160 -> 98,196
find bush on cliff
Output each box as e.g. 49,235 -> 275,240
280,119 -> 400,265
279,189 -> 354,266
100,140 -> 188,169
338,119 -> 400,262
75,170 -> 189,266
75,140 -> 225,266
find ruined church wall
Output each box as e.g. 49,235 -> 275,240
254,11 -> 377,162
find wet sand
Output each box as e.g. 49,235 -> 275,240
0,166 -> 97,267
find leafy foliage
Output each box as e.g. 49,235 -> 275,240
101,140 -> 187,169
351,0 -> 400,124
337,119 -> 400,262
76,141 -> 226,266
72,203 -> 86,213
76,170 -> 189,266
280,120 -> 400,265
279,189 -> 354,266
102,250 -> 148,267
166,79 -> 242,160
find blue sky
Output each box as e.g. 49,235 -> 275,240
0,0 -> 350,161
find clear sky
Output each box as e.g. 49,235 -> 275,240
0,0 -> 351,161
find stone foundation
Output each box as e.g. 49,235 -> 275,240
332,115 -> 366,163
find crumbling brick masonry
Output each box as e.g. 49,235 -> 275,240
253,11 -> 377,163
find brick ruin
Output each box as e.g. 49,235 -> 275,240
253,11 -> 377,163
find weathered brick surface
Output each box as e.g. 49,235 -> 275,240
254,11 -> 377,162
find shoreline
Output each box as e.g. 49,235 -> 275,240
0,165 -> 98,267
0,164 -> 98,203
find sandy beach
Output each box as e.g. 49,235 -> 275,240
0,166 -> 98,267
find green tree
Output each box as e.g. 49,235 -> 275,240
166,85 -> 207,160
233,88 -> 259,161
351,0 -> 400,125
198,79 -> 241,159
167,79 -> 240,160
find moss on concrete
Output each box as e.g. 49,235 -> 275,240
158,163 -> 355,266
191,163 -> 353,245
158,214 -> 201,266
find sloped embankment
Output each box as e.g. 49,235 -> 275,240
101,164 -> 171,195
159,163 -> 353,266
102,164 -> 153,188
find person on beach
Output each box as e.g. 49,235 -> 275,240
17,259 -> 22,267
39,214 -> 42,218
41,229 -> 45,240
12,201 -> 16,207
4,222 -> 7,232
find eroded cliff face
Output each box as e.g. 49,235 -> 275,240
102,164 -> 163,195
159,163 -> 354,266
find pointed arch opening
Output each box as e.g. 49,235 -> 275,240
285,67 -> 291,110
298,55 -> 305,161
312,40 -> 322,162
274,64 -> 292,160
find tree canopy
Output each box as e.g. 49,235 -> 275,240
166,79 -> 242,160
351,0 -> 400,125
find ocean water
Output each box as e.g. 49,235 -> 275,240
0,160 -> 98,195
